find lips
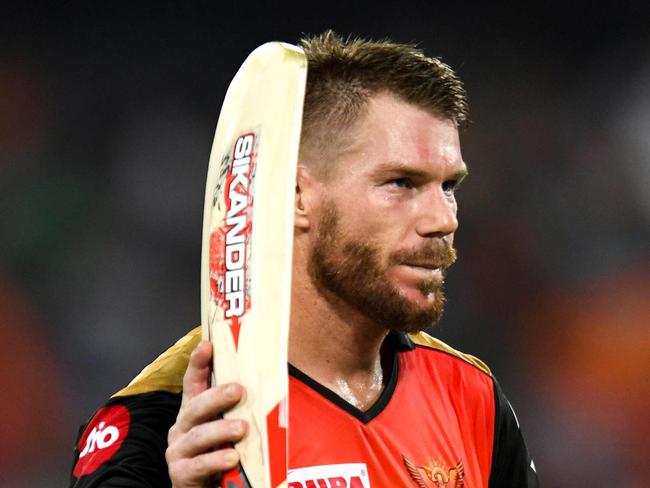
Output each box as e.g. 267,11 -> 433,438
390,243 -> 457,276
403,262 -> 445,270
401,263 -> 444,279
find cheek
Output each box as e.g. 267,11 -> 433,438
352,217 -> 403,252
334,188 -> 413,249
339,197 -> 394,234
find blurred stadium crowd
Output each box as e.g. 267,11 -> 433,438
1,2 -> 648,486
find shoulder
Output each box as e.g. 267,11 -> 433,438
70,328 -> 200,486
405,332 -> 538,486
401,331 -> 495,412
407,330 -> 492,377
71,390 -> 181,485
113,326 -> 202,398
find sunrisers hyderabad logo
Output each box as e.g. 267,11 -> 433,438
402,455 -> 464,488
209,133 -> 256,349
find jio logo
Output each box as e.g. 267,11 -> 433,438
73,405 -> 130,477
79,421 -> 121,457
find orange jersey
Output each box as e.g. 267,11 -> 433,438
70,328 -> 538,488
288,332 -> 494,487
287,332 -> 538,488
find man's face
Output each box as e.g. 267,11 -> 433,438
307,93 -> 466,333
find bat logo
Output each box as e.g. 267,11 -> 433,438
209,132 -> 257,349
402,455 -> 464,488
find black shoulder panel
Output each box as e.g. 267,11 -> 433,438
69,391 -> 181,487
488,378 -> 539,487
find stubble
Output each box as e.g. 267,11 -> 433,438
308,203 -> 457,333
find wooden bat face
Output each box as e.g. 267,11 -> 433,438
201,43 -> 307,488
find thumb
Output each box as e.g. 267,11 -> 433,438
181,340 -> 213,403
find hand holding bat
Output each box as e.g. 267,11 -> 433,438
166,341 -> 248,487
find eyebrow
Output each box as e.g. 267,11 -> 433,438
373,161 -> 469,180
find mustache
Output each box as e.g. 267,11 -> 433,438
389,242 -> 457,269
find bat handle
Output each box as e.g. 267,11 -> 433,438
219,464 -> 252,488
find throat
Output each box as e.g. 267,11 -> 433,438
329,363 -> 385,411
289,334 -> 401,417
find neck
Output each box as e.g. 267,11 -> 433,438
289,246 -> 390,410
289,292 -> 389,377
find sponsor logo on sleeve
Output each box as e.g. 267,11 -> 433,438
73,405 -> 130,477
288,463 -> 370,488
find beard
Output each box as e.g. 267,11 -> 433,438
308,203 -> 457,333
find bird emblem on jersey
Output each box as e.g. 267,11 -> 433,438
402,455 -> 465,488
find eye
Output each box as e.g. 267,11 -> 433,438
442,179 -> 460,194
387,177 -> 413,189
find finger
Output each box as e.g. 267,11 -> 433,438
182,341 -> 213,402
168,418 -> 248,460
175,382 -> 244,434
168,447 -> 240,484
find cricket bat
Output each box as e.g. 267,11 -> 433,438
200,43 -> 307,488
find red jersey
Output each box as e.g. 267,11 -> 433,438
288,332 -> 495,487
69,328 -> 538,487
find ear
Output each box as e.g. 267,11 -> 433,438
295,165 -> 320,231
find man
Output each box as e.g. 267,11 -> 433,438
70,32 -> 538,487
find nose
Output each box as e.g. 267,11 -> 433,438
415,188 -> 458,238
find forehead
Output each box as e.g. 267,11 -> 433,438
334,92 -> 464,177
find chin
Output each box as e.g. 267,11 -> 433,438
384,284 -> 446,334
404,288 -> 438,306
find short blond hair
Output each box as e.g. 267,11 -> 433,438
299,30 -> 469,169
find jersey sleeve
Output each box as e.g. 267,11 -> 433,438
488,378 -> 539,487
69,391 -> 181,487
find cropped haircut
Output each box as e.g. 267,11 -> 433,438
298,30 -> 469,174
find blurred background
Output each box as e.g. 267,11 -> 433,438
1,2 -> 648,486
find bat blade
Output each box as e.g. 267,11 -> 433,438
200,42 -> 307,488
